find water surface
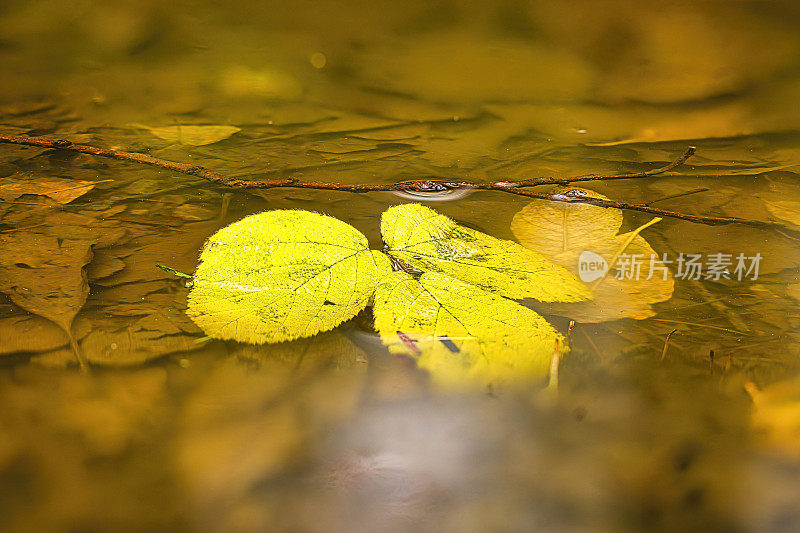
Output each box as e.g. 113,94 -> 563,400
2,1 -> 800,531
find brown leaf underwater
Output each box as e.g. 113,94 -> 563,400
0,173 -> 96,204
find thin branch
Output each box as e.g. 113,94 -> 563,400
504,146 -> 697,187
0,135 -> 231,184
0,134 -> 689,191
646,187 -> 710,206
496,187 -> 789,230
0,134 -> 788,232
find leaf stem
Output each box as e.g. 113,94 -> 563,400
156,263 -> 193,278
67,331 -> 89,373
660,329 -> 678,361
595,217 -> 663,290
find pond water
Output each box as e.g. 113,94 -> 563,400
2,0 -> 800,531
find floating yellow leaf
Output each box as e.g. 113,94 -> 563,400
132,124 -> 241,145
372,271 -> 562,388
187,210 -> 392,344
381,203 -> 590,302
511,188 -> 674,322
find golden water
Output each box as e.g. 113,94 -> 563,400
2,1 -> 800,531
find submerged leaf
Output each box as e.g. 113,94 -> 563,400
763,180 -> 800,229
0,233 -> 92,332
381,203 -> 590,302
0,174 -> 96,204
187,210 -> 392,344
373,271 -> 563,388
0,232 -> 93,368
132,124 -> 241,145
33,285 -> 205,367
787,283 -> 800,302
511,188 -> 674,322
0,314 -> 70,356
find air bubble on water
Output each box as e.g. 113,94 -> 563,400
310,52 -> 327,69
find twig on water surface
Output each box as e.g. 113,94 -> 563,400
0,135 -> 791,231
646,187 -> 711,206
652,318 -> 750,336
502,145 -> 698,187
0,135 -> 231,184
499,188 -> 784,229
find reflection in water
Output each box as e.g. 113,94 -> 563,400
2,0 -> 800,530
392,188 -> 475,201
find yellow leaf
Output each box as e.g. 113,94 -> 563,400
511,188 -> 674,322
187,210 -> 392,343
373,271 -> 563,388
510,190 -> 623,264
381,203 -> 590,302
132,124 -> 241,145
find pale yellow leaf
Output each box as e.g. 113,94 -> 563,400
510,189 -> 622,265
511,187 -> 674,322
548,233 -> 674,322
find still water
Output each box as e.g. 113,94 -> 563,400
2,0 -> 800,531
